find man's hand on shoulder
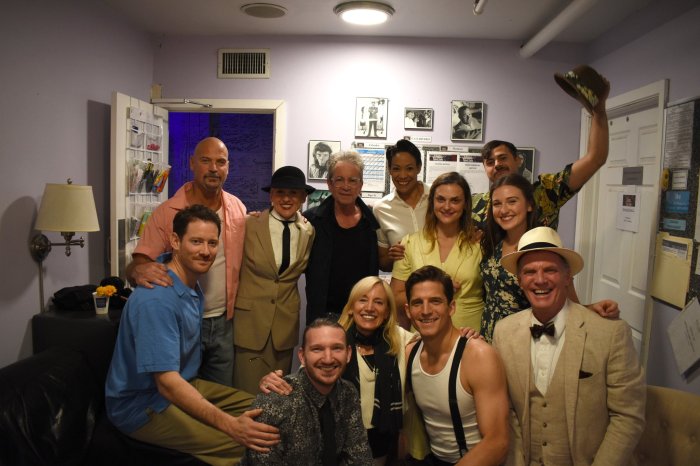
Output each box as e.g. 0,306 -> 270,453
587,299 -> 620,319
130,260 -> 172,289
226,408 -> 281,452
259,370 -> 293,395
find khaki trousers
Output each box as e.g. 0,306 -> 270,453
128,378 -> 254,466
233,334 -> 294,395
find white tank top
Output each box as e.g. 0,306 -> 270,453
199,207 -> 226,318
411,338 -> 482,463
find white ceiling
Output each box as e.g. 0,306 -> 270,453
103,0 -> 658,45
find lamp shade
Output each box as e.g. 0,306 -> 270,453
35,183 -> 100,232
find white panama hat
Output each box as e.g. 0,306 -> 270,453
500,226 -> 584,276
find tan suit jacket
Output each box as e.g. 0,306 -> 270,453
233,210 -> 315,352
492,302 -> 646,466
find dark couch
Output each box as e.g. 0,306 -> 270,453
0,311 -> 206,466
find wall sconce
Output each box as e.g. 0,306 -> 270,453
334,1 -> 394,26
30,179 -> 100,311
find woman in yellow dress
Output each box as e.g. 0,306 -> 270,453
390,172 -> 483,329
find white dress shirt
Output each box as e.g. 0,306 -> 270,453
530,301 -> 570,395
269,210 -> 300,270
373,182 -> 429,248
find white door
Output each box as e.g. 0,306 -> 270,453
110,92 -> 169,278
575,80 -> 667,358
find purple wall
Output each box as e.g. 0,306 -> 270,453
0,0 -> 154,367
2,0 -> 699,398
153,35 -> 585,242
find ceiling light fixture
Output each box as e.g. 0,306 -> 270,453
241,3 -> 287,19
334,1 -> 395,26
473,0 -> 489,15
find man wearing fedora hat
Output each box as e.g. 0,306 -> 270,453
493,227 -> 645,465
472,66 -> 611,231
232,166 -> 316,394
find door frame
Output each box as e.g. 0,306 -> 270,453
574,79 -> 668,366
152,98 -> 286,170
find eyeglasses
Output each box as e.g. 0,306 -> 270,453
331,176 -> 361,188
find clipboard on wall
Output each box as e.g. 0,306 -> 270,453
650,232 -> 693,309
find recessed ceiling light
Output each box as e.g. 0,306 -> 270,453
334,1 -> 395,26
241,3 -> 287,19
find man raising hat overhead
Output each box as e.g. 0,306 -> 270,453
472,66 -> 611,231
232,166 -> 316,394
493,227 -> 645,465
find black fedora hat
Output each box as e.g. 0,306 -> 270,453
262,166 -> 315,194
554,65 -> 607,114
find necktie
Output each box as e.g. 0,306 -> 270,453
530,321 -> 555,339
278,220 -> 292,274
319,399 -> 337,466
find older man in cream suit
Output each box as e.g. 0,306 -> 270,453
232,166 -> 315,394
493,227 -> 645,466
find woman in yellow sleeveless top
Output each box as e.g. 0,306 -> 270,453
390,172 -> 483,330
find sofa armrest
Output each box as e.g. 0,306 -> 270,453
633,385 -> 700,465
0,348 -> 99,465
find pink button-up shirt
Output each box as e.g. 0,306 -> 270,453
133,182 -> 247,319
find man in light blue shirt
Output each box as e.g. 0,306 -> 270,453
106,205 -> 279,466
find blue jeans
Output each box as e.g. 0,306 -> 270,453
199,313 -> 234,387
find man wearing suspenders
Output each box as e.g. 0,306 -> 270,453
404,266 -> 509,465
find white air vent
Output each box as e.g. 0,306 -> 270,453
218,48 -> 270,79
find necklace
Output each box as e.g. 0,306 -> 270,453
361,353 -> 377,373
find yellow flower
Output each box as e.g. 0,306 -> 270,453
96,285 -> 117,297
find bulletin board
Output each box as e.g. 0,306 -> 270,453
654,97 -> 700,308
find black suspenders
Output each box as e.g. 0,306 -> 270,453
406,336 -> 469,457
449,337 -> 469,456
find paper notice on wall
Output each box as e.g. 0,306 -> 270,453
458,154 -> 489,194
651,232 -> 692,309
356,147 -> 387,192
616,191 -> 640,232
667,297 -> 700,375
663,101 -> 694,169
425,151 -> 459,184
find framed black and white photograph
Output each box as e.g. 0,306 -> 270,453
355,97 -> 388,139
306,189 -> 331,210
516,147 -> 536,183
307,140 -> 340,181
450,100 -> 484,142
404,107 -> 434,130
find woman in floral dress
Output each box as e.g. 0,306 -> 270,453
479,174 -> 536,342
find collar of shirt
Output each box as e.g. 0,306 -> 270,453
298,367 -> 338,410
269,208 -> 297,224
386,181 -> 429,207
530,301 -> 570,394
531,300 -> 570,341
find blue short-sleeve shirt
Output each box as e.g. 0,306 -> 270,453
105,268 -> 203,433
